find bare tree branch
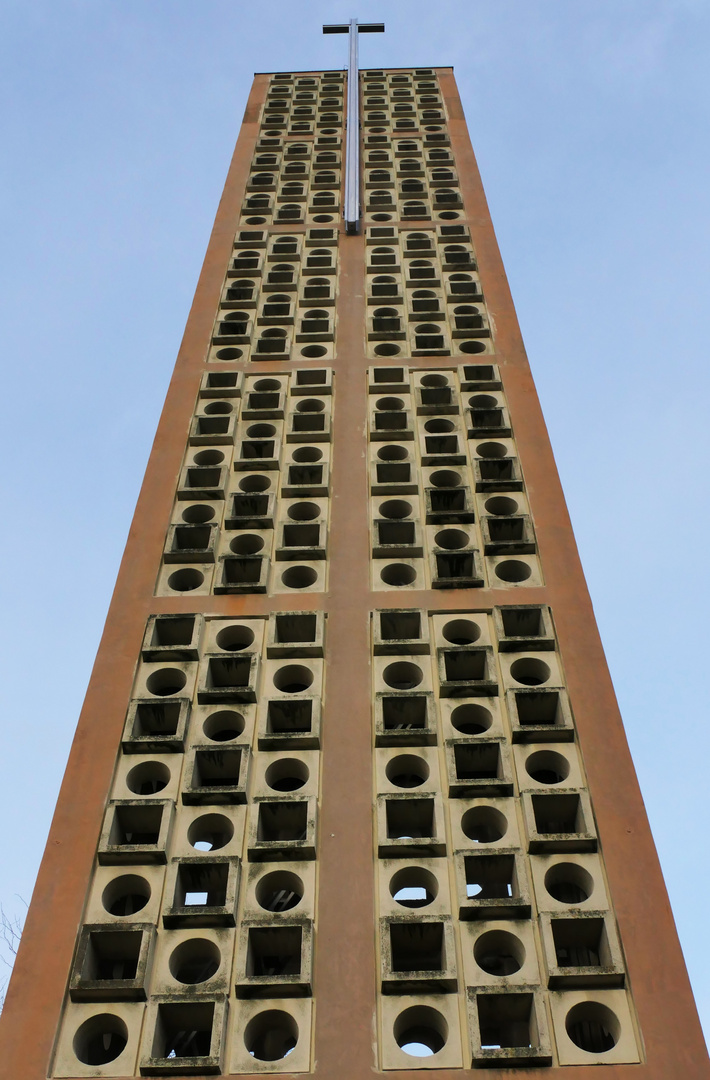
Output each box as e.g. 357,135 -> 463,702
0,899 -> 26,1012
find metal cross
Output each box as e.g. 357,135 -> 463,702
323,19 -> 385,234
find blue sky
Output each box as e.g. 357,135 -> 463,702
0,0 -> 708,1036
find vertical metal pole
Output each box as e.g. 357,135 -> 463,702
344,19 -> 360,234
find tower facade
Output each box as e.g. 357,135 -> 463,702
0,62 -> 706,1080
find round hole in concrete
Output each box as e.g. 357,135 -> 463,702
394,1005 -> 447,1057
376,396 -> 405,411
256,871 -> 304,912
386,754 -> 430,788
390,866 -> 439,908
429,469 -> 461,488
525,750 -> 570,785
230,534 -> 264,555
565,1002 -> 621,1053
301,345 -> 328,358
244,1010 -> 298,1061
420,373 -> 448,387
295,398 -> 325,412
510,658 -> 551,686
287,501 -> 320,521
215,347 -> 243,360
168,568 -> 204,592
434,528 -> 469,550
181,504 -> 215,524
145,668 -> 187,697
450,703 -> 492,735
265,758 -> 310,792
102,874 -> 151,917
475,441 -> 507,459
169,939 -> 221,985
254,379 -> 281,391
424,417 -> 455,433
374,342 -> 401,356
372,213 -> 393,222
126,761 -> 170,796
468,394 -> 497,409
378,444 -> 408,461
474,929 -> 525,975
383,661 -> 423,689
203,710 -> 245,742
273,665 -> 314,693
460,340 -> 487,353
379,499 -> 412,519
203,400 -> 233,415
246,423 -> 276,438
461,806 -> 507,843
216,625 -> 255,651
188,814 -> 235,852
292,446 -> 322,462
442,619 -> 481,645
281,566 -> 318,589
380,563 -> 417,587
192,449 -> 225,466
544,862 -> 594,905
73,1015 -> 128,1066
495,559 -> 532,583
484,496 -> 518,516
239,474 -> 271,492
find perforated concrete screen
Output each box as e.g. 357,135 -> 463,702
0,66 -> 706,1080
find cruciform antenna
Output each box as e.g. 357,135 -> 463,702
323,19 -> 385,234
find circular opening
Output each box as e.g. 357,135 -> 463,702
73,1015 -> 128,1066
450,703 -> 492,735
192,449 -> 225,466
430,469 -> 461,488
311,217 -> 334,225
469,394 -> 497,409
300,345 -> 328,358
386,754 -> 430,788
287,501 -> 320,521
216,624 -> 255,651
442,619 -> 481,645
181,504 -> 215,524
188,813 -> 235,852
292,446 -> 323,462
281,566 -> 318,589
378,499 -> 412,519
383,661 -> 423,690
256,871 -> 304,912
394,1006 -> 448,1057
473,930 -> 525,976
296,398 -> 325,413
254,379 -> 281,391
203,400 -> 233,415
239,474 -> 271,492
378,444 -> 408,461
381,563 -> 417,587
461,806 -> 507,843
245,1010 -> 298,1061
434,528 -> 469,550
460,340 -> 487,354
476,441 -> 507,459
485,496 -> 519,516
374,343 -> 401,356
565,1002 -> 621,1053
376,396 -> 404,411
245,216 -> 266,225
525,750 -> 570,785
420,373 -> 448,387
373,213 -> 393,222
102,874 -> 150,917
273,664 -> 314,693
145,668 -> 187,697
390,866 -> 439,908
424,418 -> 455,433
126,761 -> 170,796
169,938 -> 221,985
203,710 -> 245,742
246,423 -> 276,438
230,534 -> 264,555
544,862 -> 594,905
265,758 -> 310,792
215,347 -> 243,360
510,658 -> 551,686
168,568 -> 204,592
495,560 -> 532,583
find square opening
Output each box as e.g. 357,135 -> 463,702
435,552 -> 475,580
109,804 -> 163,847
420,387 -> 452,406
239,440 -> 276,461
172,525 -> 212,552
477,993 -> 534,1049
425,435 -> 459,455
454,743 -> 501,780
375,411 -> 407,431
151,1001 -> 215,1061
267,698 -> 313,733
464,365 -> 495,382
488,518 -> 525,541
377,520 -> 416,545
194,417 -> 230,436
150,616 -> 196,648
231,493 -> 270,518
186,466 -> 222,488
247,392 -> 281,410
532,793 -> 583,834
283,523 -> 320,547
379,610 -> 421,642
381,695 -> 428,731
385,798 -> 435,839
274,613 -> 317,644
247,926 -> 302,976
205,656 -> 252,690
429,489 -> 466,512
295,369 -> 327,385
257,802 -> 308,842
501,608 -> 544,638
373,366 -> 404,383
442,650 -> 486,682
175,863 -> 229,908
81,930 -> 142,982
390,922 -> 445,972
464,854 -> 516,899
287,464 -> 323,486
292,413 -> 326,433
222,557 -> 263,585
478,459 -> 514,481
551,918 -> 607,968
192,748 -> 243,788
205,372 -> 239,389
131,700 -> 182,738
376,461 -> 411,484
514,691 -> 563,727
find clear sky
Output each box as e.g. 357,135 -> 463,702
0,0 -> 708,1037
